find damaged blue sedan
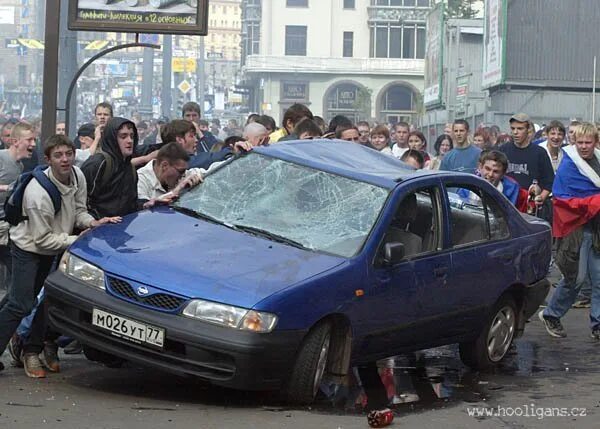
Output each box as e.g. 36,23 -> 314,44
45,140 -> 551,404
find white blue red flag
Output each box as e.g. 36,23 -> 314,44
552,145 -> 600,238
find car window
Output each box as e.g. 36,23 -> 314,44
175,153 -> 390,258
377,187 -> 441,263
445,183 -> 509,247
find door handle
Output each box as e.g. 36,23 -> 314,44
433,266 -> 448,278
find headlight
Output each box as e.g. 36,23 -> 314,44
182,299 -> 278,333
59,251 -> 105,290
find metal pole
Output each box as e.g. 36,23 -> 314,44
197,36 -> 205,115
41,0 -> 61,143
140,47 -> 155,118
161,35 -> 173,118
63,43 -> 160,132
59,0 -> 78,137
593,56 -> 597,122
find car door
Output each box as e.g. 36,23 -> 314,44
437,179 -> 514,339
358,180 -> 451,359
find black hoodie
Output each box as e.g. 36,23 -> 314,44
81,117 -> 139,219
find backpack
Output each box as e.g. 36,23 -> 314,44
3,166 -> 62,226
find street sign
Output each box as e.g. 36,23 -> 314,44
172,58 -> 197,73
178,80 -> 192,94
206,52 -> 223,59
5,38 -> 19,48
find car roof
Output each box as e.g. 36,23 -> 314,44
253,139 -> 435,188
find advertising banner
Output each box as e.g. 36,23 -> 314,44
482,0 -> 506,89
69,0 -> 208,35
424,3 -> 444,106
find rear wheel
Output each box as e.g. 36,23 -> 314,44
285,321 -> 332,404
459,295 -> 517,370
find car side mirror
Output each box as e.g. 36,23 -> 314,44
383,242 -> 405,266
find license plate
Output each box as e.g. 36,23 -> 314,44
92,308 -> 165,349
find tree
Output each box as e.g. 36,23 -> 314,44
446,0 -> 479,19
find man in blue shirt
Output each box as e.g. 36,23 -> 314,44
440,119 -> 481,174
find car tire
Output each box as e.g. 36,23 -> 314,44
82,345 -> 125,368
284,321 -> 332,405
459,295 -> 517,370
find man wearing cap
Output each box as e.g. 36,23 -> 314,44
73,123 -> 100,167
499,113 -> 555,221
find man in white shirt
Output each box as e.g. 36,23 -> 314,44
137,142 -> 203,207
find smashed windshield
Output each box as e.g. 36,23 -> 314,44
175,153 -> 389,257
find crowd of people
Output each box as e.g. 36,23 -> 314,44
0,100 -> 598,380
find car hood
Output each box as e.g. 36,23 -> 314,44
70,208 -> 346,308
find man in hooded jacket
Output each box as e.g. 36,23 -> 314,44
81,118 -> 141,219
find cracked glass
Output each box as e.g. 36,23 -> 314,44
175,153 -> 390,257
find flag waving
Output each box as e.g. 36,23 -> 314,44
552,145 -> 600,238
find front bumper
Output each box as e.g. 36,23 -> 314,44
45,271 -> 306,391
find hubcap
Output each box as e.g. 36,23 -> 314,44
312,332 -> 331,396
487,305 -> 516,362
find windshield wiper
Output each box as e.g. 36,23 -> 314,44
232,224 -> 310,250
173,206 -> 232,228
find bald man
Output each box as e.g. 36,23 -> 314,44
243,123 -> 270,147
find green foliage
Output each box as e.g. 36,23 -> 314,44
446,0 -> 478,19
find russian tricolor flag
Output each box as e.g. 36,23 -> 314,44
552,146 -> 600,238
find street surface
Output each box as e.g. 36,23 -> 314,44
0,299 -> 598,429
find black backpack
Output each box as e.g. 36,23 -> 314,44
3,166 -> 63,226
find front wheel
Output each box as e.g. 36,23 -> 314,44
459,295 -> 517,370
284,321 -> 332,404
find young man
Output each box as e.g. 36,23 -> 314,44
137,143 -> 202,206
391,122 -> 410,158
469,150 -> 527,210
94,102 -> 113,129
356,121 -> 371,145
440,119 -> 481,174
81,117 -> 140,219
181,102 -> 218,151
335,126 -> 360,143
0,135 -> 120,376
269,103 -> 314,143
540,122 -> 600,340
539,120 -> 566,172
292,118 -> 322,140
0,123 -> 38,288
73,123 -> 100,167
499,113 -> 555,221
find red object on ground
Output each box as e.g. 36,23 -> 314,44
367,408 -> 394,427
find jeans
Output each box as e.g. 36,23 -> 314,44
16,288 -> 45,339
544,228 -> 600,330
0,244 -> 56,355
577,278 -> 592,301
0,243 -> 12,290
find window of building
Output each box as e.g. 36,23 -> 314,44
343,31 -> 354,57
344,0 -> 356,8
373,0 -> 429,5
285,26 -> 307,56
370,23 -> 426,59
287,0 -> 308,7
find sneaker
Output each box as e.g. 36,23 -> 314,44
63,340 -> 82,355
7,334 -> 24,368
23,353 -> 46,378
42,341 -> 60,373
572,298 -> 591,308
538,310 -> 567,338
592,329 -> 600,340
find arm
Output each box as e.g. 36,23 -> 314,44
26,206 -> 77,251
537,151 -> 556,204
131,150 -> 158,168
73,170 -> 96,229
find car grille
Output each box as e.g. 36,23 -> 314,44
107,277 -> 186,311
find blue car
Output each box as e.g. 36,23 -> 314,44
46,140 -> 551,404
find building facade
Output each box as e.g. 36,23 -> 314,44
241,0 -> 432,126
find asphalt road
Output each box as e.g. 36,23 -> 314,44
0,301 -> 598,429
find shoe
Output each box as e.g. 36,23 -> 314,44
572,298 -> 591,308
538,310 -> 566,338
23,353 -> 46,378
592,329 -> 600,340
7,334 -> 24,368
391,393 -> 420,404
42,342 -> 60,373
63,340 -> 82,355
